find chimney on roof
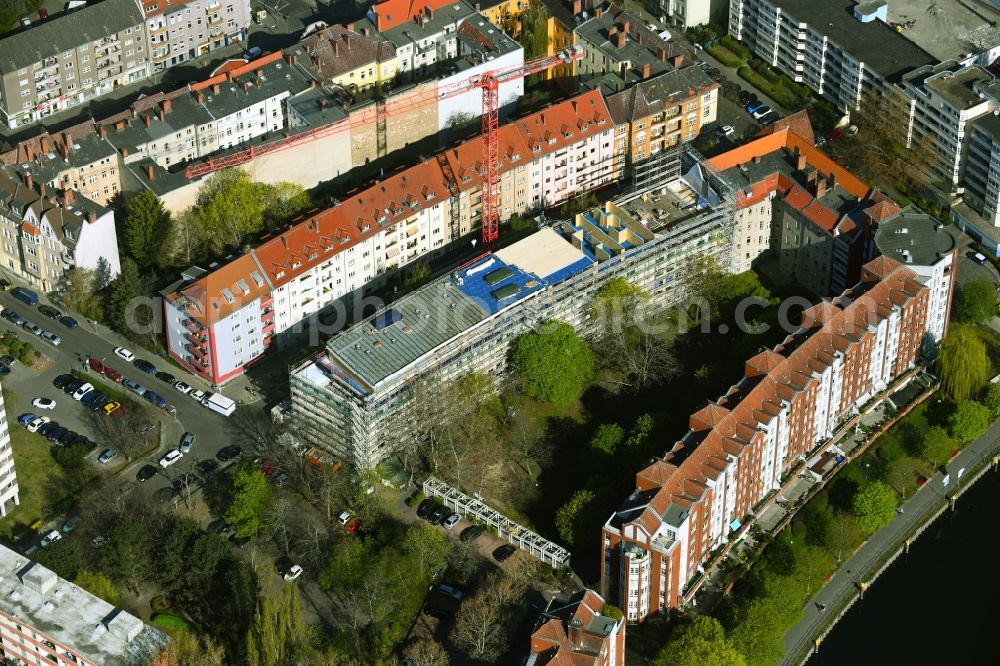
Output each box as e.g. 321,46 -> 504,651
281,234 -> 288,248
115,120 -> 125,130
62,188 -> 73,206
828,172 -> 837,190
346,21 -> 353,31
362,26 -> 369,36
642,62 -> 651,79
157,107 -> 165,122
309,79 -> 317,89
143,114 -> 151,128
255,68 -> 263,78
240,81 -> 249,93
616,81 -> 622,92
86,211 -> 97,223
145,164 -> 156,181
21,172 -> 32,190
672,54 -> 683,67
475,1 -> 480,9
622,20 -> 630,33
121,146 -> 129,157
284,52 -> 297,65
226,71 -> 235,82
40,136 -> 50,154
196,90 -> 206,103
657,46 -> 666,61
616,32 -> 626,48
320,98 -> 328,110
38,182 -> 46,197
334,40 -> 340,57
596,5 -> 603,17
425,6 -> 433,19
97,124 -> 106,138
636,30 -> 642,44
162,98 -> 172,113
608,26 -> 617,39
796,151 -> 806,171
752,155 -> 761,164
572,0 -> 581,14
815,175 -> 827,199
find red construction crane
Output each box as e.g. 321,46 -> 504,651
184,46 -> 584,246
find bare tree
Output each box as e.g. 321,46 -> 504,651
87,410 -> 153,463
264,498 -> 296,555
401,639 -> 448,666
294,517 -> 329,569
451,568 -> 531,662
159,460 -> 201,511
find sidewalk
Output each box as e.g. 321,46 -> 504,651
781,422 -> 1000,664
697,48 -> 791,114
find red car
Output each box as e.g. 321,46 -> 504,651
103,366 -> 124,383
87,358 -> 104,373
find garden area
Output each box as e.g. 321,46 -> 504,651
737,60 -> 813,110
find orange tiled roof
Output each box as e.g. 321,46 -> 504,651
370,0 -> 454,30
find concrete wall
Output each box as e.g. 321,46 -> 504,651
241,129 -> 352,188
75,209 -> 122,276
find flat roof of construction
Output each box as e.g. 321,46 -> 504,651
318,228 -> 591,391
884,0 -> 1000,62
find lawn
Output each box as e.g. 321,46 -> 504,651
738,65 -> 808,109
707,44 -> 745,68
0,419 -> 70,537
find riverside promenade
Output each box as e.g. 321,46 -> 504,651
781,419 -> 1000,665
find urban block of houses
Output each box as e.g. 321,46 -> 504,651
0,543 -> 170,665
141,0 -> 251,72
528,589 -> 625,666
602,253 -> 949,622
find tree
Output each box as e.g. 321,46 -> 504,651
401,639 -> 448,666
123,191 -> 171,268
61,267 -> 104,322
320,538 -> 370,592
451,569 -> 529,661
225,465 -> 273,538
938,326 -> 990,402
886,457 -> 925,499
654,616 -> 746,666
246,584 -> 312,666
33,539 -> 85,579
107,258 -> 144,336
95,256 -> 114,290
920,425 -> 955,465
983,382 -> 1000,416
262,181 -> 312,227
166,632 -> 227,666
514,321 -> 595,407
101,518 -> 153,594
555,489 -> 595,546
559,192 -> 598,217
590,278 -> 649,328
403,523 -> 450,574
194,169 -> 268,254
74,570 -> 119,606
728,597 -> 786,666
824,513 -> 860,562
589,423 -> 625,456
949,400 -> 992,442
851,481 -> 898,533
403,261 -> 432,289
517,1 -> 550,57
955,280 -> 998,324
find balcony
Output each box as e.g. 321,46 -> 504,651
185,332 -> 207,348
182,319 -> 203,334
207,13 -> 223,26
187,344 -> 209,359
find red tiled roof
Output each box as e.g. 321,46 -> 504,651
370,0 -> 454,30
758,109 -> 815,146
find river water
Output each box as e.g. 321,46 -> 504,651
809,474 -> 1000,665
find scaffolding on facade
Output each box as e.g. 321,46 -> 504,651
422,476 -> 571,568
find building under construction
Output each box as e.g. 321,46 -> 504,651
288,147 -> 737,467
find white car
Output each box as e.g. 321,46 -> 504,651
337,511 -> 354,526
31,398 -> 56,410
442,513 -> 461,529
159,449 -> 184,468
26,416 -> 50,432
174,381 -> 192,394
717,125 -> 735,138
40,331 -> 60,346
113,347 -> 135,362
283,564 -> 303,582
72,383 -> 94,401
40,530 -> 62,548
189,389 -> 206,402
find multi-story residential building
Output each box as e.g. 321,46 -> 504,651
160,89 -> 618,386
0,383 -> 19,517
0,122 -> 123,207
141,0 -> 251,72
0,169 -> 121,290
0,0 -> 148,128
956,112 -> 1000,244
603,255 -> 944,622
299,23 -> 398,95
659,0 -> 726,30
0,544 -> 170,665
370,0 -> 476,74
287,153 -> 736,466
574,6 -> 687,82
529,589 -> 625,666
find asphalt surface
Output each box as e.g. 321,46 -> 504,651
781,419 -> 1000,663
0,287 -> 264,508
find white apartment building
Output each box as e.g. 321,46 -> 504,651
372,0 -> 476,74
0,383 -> 18,517
142,0 -> 252,72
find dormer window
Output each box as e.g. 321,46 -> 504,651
221,288 -> 235,304
250,271 -> 264,287
275,270 -> 285,280
236,279 -> 250,295
291,260 -> 302,269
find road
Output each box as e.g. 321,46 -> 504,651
697,47 -> 791,115
0,286 -> 268,506
781,417 -> 1000,664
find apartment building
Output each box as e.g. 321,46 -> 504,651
0,123 -> 123,207
287,155 -> 736,466
299,22 -> 398,95
528,589 -> 625,666
0,0 -> 148,128
161,89 -> 616,385
574,6 -> 687,81
0,384 -> 19,517
0,169 -> 121,291
0,544 -> 170,665
370,0 -> 475,74
603,255 -> 943,621
141,0 -> 251,72
956,113 -> 1000,241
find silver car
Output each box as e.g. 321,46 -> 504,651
98,448 -> 117,464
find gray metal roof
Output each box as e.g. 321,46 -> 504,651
874,209 -> 960,265
0,0 -> 144,73
326,279 -> 487,390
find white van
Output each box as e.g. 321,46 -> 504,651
202,392 -> 236,417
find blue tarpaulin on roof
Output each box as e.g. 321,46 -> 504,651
373,309 -> 402,330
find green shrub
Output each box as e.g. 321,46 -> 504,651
707,44 -> 745,68
151,613 -> 194,632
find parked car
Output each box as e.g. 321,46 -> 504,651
970,251 -> 989,265
429,505 -> 451,525
98,448 -> 117,464
57,430 -> 77,445
133,359 -> 156,374
136,465 -> 158,482
197,459 -> 219,475
442,513 -> 461,529
752,105 -> 772,120
746,100 -> 766,113
143,390 -> 166,408
155,371 -> 176,384
276,557 -> 298,578
416,499 -> 439,519
103,401 -> 121,416
274,472 -> 289,487
174,381 -> 192,394
717,124 -> 735,138
26,416 -> 50,432
40,331 -> 60,346
492,544 -> 517,562
207,519 -> 230,534
59,316 -> 78,329
435,584 -> 463,601
190,389 -> 206,402
31,398 -> 55,410
104,367 -> 123,383
216,445 -> 241,462
17,413 -> 36,426
123,379 -> 146,396
179,432 -> 195,454
47,427 -> 68,442
11,287 -> 38,306
460,526 -> 483,543
758,111 -> 780,125
37,421 -> 58,436
159,449 -> 183,468
113,347 -> 135,362
87,358 -> 104,373
0,309 -> 22,326
0,279 -> 10,291
337,510 -> 354,526
38,305 -> 60,319
0,364 -> 10,377
40,530 -> 62,548
61,515 -> 79,533
63,379 -> 83,395
21,321 -> 41,336
72,383 -> 94,401
0,355 -> 16,367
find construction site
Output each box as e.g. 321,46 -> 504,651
287,145 -> 739,468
